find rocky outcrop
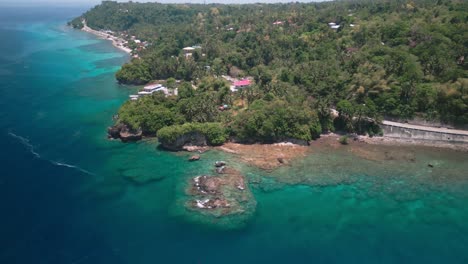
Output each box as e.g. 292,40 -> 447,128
107,124 -> 142,142
185,164 -> 255,218
119,126 -> 142,142
107,123 -> 125,139
159,132 -> 207,151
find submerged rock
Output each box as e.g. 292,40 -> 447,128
215,161 -> 226,167
189,155 -> 201,161
216,166 -> 226,174
121,167 -> 165,185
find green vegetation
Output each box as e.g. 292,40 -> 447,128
231,99 -> 322,143
117,92 -> 183,135
157,122 -> 227,146
339,135 -> 349,145
72,0 -> 468,145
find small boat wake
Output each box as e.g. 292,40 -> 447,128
8,131 -> 96,176
52,161 -> 95,176
8,131 -> 41,158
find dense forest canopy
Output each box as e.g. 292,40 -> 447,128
71,0 -> 467,144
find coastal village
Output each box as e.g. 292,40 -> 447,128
82,19 -> 255,101
81,13 -> 358,103
87,15 -> 468,150
63,0 -> 468,244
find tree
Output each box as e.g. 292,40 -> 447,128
336,100 -> 355,132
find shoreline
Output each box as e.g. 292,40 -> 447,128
316,133 -> 468,152
81,24 -> 132,54
212,134 -> 468,171
361,135 -> 468,152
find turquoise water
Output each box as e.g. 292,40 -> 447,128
1,7 -> 468,264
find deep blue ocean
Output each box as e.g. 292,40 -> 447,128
1,6 -> 468,264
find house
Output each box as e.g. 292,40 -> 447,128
138,91 -> 153,96
183,47 -> 196,58
143,83 -> 163,91
233,79 -> 251,88
183,47 -> 196,52
231,79 -> 252,92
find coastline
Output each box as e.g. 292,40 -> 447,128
314,133 -> 468,153
212,134 -> 468,171
362,135 -> 468,152
81,24 -> 132,54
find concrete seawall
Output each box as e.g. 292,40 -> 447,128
381,121 -> 468,143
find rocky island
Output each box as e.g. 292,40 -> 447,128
186,162 -> 255,218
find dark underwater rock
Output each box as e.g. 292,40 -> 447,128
189,155 -> 201,161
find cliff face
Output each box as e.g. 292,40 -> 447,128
107,124 -> 142,142
159,132 -> 207,151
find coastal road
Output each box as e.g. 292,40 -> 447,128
382,121 -> 468,136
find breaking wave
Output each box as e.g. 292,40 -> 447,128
8,131 -> 96,176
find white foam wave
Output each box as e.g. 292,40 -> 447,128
8,131 -> 95,176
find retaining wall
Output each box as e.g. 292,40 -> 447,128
381,124 -> 468,143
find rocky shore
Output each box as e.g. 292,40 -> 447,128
107,124 -> 142,142
107,123 -> 467,173
362,135 -> 468,152
216,142 -> 310,171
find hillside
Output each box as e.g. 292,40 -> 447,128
71,0 -> 468,144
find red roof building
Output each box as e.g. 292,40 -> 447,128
233,79 -> 251,87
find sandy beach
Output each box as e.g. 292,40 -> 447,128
81,22 -> 132,54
